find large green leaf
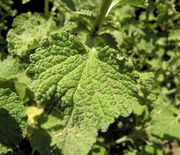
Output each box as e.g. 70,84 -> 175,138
26,32 -> 140,154
7,12 -> 56,57
0,88 -> 27,154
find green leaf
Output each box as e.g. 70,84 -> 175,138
7,12 -> 56,57
0,0 -> 16,16
97,33 -> 118,49
0,56 -> 31,101
118,0 -> 149,8
132,102 -> 148,120
168,29 -> 180,41
28,127 -> 52,154
149,99 -> 180,140
61,0 -> 76,11
75,9 -> 93,18
28,112 -> 97,155
0,0 -> 17,36
0,88 -> 27,154
0,56 -> 26,82
52,0 -> 74,13
26,32 -> 139,154
53,126 -> 97,155
27,112 -> 62,154
136,72 -> 156,103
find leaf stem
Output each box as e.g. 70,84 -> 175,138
115,136 -> 128,144
44,0 -> 49,17
93,0 -> 113,33
86,0 -> 113,47
30,149 -> 35,155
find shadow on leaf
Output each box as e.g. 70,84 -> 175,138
0,108 -> 23,147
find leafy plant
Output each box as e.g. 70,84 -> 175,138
0,0 -> 180,154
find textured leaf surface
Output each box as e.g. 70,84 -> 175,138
26,32 -> 139,154
149,100 -> 180,139
7,12 -> 56,57
28,112 -> 97,155
53,127 -> 97,155
0,56 -> 26,82
0,88 -> 27,154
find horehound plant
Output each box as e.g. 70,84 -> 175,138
0,0 -> 179,154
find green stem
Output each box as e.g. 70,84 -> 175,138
93,0 -> 113,33
115,136 -> 128,144
44,0 -> 49,17
86,0 -> 113,47
30,149 -> 35,155
166,88 -> 176,95
145,0 -> 153,23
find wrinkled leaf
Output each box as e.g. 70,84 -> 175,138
7,12 -> 56,57
26,32 -> 140,154
0,88 -> 27,154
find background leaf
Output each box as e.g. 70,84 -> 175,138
118,0 -> 148,8
0,88 -> 27,154
7,12 -> 56,57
